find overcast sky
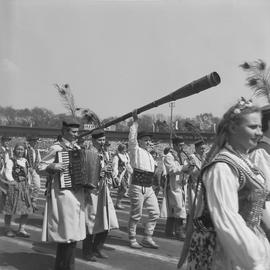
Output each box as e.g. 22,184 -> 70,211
1,0 -> 270,120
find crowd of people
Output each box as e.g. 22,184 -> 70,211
1,99 -> 270,270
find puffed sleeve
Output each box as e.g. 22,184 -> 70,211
4,159 -> 15,181
203,162 -> 266,269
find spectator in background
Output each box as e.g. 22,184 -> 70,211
25,136 -> 41,211
150,150 -> 162,197
112,143 -> 133,210
161,137 -> 190,240
0,136 -> 12,173
186,139 -> 207,215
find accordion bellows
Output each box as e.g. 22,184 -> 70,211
57,149 -> 100,189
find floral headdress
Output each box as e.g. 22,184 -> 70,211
232,97 -> 253,115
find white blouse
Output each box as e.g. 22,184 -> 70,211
5,158 -> 28,182
202,153 -> 270,270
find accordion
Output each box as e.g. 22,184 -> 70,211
57,149 -> 99,190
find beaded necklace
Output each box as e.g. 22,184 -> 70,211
225,145 -> 265,180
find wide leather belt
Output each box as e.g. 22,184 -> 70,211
131,168 -> 154,187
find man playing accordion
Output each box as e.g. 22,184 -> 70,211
38,119 -> 86,270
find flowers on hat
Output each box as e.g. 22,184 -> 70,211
232,97 -> 253,115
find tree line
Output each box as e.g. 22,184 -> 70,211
0,106 -> 220,133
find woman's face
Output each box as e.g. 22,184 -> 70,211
14,145 -> 25,158
230,112 -> 262,152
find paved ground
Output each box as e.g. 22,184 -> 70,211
0,178 -> 186,270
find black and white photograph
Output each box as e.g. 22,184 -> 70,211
1,0 -> 270,269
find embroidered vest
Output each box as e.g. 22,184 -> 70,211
196,152 -> 268,230
11,158 -> 28,182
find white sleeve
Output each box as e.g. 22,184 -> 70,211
204,162 -> 266,269
112,155 -> 119,178
128,121 -> 139,168
4,159 -> 15,181
163,154 -> 183,175
37,145 -> 59,172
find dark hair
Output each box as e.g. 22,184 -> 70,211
163,147 -> 171,155
118,143 -> 126,152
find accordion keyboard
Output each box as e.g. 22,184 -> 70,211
58,151 -> 72,189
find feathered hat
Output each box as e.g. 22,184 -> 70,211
54,83 -> 101,128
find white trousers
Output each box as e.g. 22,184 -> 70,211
128,184 -> 160,239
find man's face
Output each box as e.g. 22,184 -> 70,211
2,139 -> 10,148
195,144 -> 206,157
63,127 -> 79,142
138,136 -> 152,150
93,136 -> 106,149
173,142 -> 184,152
29,140 -> 38,148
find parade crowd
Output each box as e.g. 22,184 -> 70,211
1,101 -> 270,270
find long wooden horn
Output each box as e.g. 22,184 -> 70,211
79,72 -> 221,138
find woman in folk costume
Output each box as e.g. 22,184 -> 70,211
1,142 -> 33,237
160,138 -> 191,240
38,119 -> 86,270
178,97 -> 270,270
83,129 -> 119,262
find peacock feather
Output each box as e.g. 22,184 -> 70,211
54,84 -> 77,117
240,59 -> 270,103
76,108 -> 101,127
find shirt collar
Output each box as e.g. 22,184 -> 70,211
61,138 -> 80,149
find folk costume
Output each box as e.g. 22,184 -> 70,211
160,149 -> 187,239
38,120 -> 86,270
112,148 -> 132,209
249,136 -> 270,240
180,145 -> 270,270
1,142 -> 33,238
0,137 -> 12,210
25,137 -> 41,208
3,157 -> 32,215
83,130 -> 118,261
128,121 -> 160,248
186,143 -> 205,215
0,137 -> 12,175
